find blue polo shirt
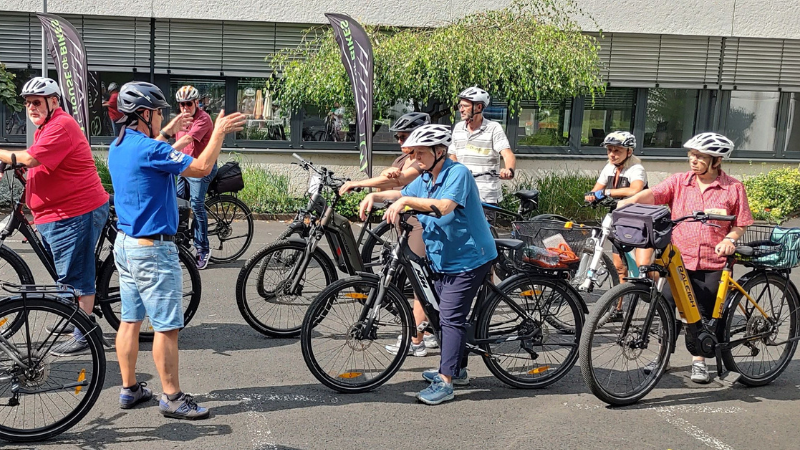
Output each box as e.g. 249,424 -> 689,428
402,159 -> 497,273
108,129 -> 193,237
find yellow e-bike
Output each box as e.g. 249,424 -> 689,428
579,210 -> 800,406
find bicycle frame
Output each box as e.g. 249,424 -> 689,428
356,212 -> 535,352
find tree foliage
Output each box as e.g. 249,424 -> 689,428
0,63 -> 23,113
267,0 -> 605,121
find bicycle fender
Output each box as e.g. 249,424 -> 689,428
286,236 -> 307,246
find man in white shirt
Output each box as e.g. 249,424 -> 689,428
448,87 -> 516,221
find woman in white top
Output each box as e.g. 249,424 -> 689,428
584,131 -> 651,316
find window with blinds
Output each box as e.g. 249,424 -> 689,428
721,37 -> 800,92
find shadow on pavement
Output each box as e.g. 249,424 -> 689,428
173,322 -> 298,354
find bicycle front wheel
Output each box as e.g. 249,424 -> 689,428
579,282 -> 674,406
0,297 -> 105,442
206,194 -> 254,263
721,272 -> 799,386
301,276 -> 413,393
236,240 -> 337,337
97,250 -> 202,342
477,274 -> 583,388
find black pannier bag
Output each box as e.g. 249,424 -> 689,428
211,161 -> 245,193
611,204 -> 673,249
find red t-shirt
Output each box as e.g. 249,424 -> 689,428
176,108 -> 213,158
107,91 -> 123,122
27,108 -> 109,224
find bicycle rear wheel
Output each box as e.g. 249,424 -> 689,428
0,296 -> 105,442
0,246 -> 35,338
579,282 -> 674,406
236,240 -> 337,337
206,194 -> 254,263
477,274 -> 583,388
97,250 -> 202,342
301,277 -> 413,393
721,272 -> 799,386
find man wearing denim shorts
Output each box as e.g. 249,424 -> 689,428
108,82 -> 244,419
0,77 -> 109,356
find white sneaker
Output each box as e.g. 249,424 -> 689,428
385,335 -> 427,357
423,333 -> 439,349
690,361 -> 711,384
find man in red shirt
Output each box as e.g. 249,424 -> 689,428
103,82 -> 123,136
169,85 -> 216,269
619,132 -> 753,383
0,77 -> 110,355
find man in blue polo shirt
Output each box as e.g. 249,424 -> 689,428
359,124 -> 496,405
108,81 -> 244,420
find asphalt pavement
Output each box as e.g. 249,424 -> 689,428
3,219 -> 800,450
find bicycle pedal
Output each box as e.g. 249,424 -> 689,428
718,371 -> 741,387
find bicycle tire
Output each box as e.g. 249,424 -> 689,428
0,245 -> 36,338
236,239 -> 337,337
359,220 -> 394,273
206,194 -> 254,263
301,276 -> 413,393
721,272 -> 799,386
579,282 -> 674,406
97,249 -> 202,342
477,274 -> 583,388
0,296 -> 105,442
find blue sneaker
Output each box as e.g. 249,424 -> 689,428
417,375 -> 454,405
120,382 -> 153,409
422,368 -> 469,386
197,251 -> 211,270
159,393 -> 210,420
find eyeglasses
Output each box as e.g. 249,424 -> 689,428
179,101 -> 194,107
394,133 -> 409,142
24,99 -> 43,108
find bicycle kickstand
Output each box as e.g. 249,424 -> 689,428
714,345 -> 741,387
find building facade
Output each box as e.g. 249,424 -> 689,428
2,0 -> 800,167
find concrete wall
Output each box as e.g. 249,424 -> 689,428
5,0 -> 800,39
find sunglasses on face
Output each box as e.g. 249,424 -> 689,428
24,99 -> 43,108
394,133 -> 408,142
179,101 -> 194,107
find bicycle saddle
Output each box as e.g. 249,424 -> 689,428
514,190 -> 539,202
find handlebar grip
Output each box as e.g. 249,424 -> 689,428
292,153 -> 304,163
708,214 -> 736,222
429,205 -> 442,218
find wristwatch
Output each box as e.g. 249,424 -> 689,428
724,237 -> 737,244
160,130 -> 173,140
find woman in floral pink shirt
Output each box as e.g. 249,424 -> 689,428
619,133 -> 753,383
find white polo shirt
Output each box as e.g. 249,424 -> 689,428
448,118 -> 512,203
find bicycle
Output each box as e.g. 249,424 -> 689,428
300,206 -> 586,393
0,156 -> 201,342
176,178 -> 254,264
236,153 -> 390,337
0,283 -> 105,442
579,209 -> 800,406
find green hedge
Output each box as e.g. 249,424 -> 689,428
94,156 -> 604,221
743,167 -> 800,223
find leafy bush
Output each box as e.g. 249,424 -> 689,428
743,167 -> 800,223
238,164 -> 305,215
94,155 -> 113,194
499,170 -> 603,223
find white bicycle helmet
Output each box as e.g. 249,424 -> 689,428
21,77 -> 61,98
108,82 -> 119,92
601,131 -> 636,149
458,86 -> 490,107
402,124 -> 452,148
683,133 -> 734,159
175,85 -> 200,102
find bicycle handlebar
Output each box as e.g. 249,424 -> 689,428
473,170 -> 499,179
584,195 -> 619,209
674,211 -> 736,224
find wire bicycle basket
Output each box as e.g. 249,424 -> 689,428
737,224 -> 800,269
512,219 -> 595,269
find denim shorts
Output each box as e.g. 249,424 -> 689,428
37,202 -> 109,296
113,232 -> 184,332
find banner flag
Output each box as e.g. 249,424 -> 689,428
37,13 -> 91,142
325,13 -> 374,176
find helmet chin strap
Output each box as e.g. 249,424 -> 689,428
421,148 -> 447,183
613,149 -> 633,168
